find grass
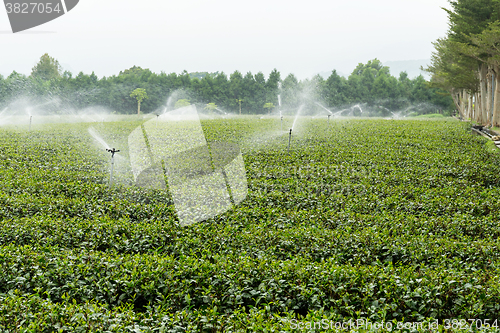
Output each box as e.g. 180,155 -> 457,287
0,117 -> 499,331
414,113 -> 446,118
485,140 -> 500,154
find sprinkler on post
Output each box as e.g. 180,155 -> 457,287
281,116 -> 283,131
288,128 -> 292,153
29,116 -> 32,132
328,114 -> 331,124
106,148 -> 120,186
156,114 -> 159,128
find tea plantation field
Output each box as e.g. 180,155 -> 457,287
1,117 -> 500,332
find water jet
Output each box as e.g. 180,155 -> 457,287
215,107 -> 227,115
315,102 -> 333,116
291,104 -> 304,132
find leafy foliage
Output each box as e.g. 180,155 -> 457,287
0,117 -> 499,330
0,59 -> 453,115
30,53 -> 62,81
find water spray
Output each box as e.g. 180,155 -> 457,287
215,107 -> 227,115
106,148 -> 120,186
288,128 -> 292,153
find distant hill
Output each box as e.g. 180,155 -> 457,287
383,59 -> 431,80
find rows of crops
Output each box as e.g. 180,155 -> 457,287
1,117 -> 500,331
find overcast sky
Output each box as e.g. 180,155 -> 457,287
0,0 -> 450,79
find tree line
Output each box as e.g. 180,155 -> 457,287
0,54 -> 453,116
426,0 -> 500,126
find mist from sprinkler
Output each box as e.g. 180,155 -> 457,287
291,104 -> 304,132
279,100 -> 283,131
391,111 -> 402,119
88,127 -> 111,150
277,82 -> 284,131
315,102 -> 333,116
88,127 -> 121,187
353,104 -> 363,114
215,108 -> 228,115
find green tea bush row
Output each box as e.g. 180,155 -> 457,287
0,244 -> 499,321
1,214 -> 500,270
1,118 -> 500,329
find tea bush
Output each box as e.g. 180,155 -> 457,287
1,117 -> 499,331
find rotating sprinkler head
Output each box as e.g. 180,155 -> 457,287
288,128 -> 292,153
106,148 -> 120,186
106,148 -> 120,157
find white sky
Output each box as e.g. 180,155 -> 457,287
0,0 -> 450,79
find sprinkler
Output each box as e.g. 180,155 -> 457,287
156,114 -> 159,127
106,148 -> 120,186
29,116 -> 32,131
328,115 -> 331,124
281,116 -> 283,131
288,129 -> 292,153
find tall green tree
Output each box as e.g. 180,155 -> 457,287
130,88 -> 148,115
426,0 -> 500,122
31,53 -> 62,81
254,72 -> 267,114
324,70 -> 348,106
229,71 -> 243,112
241,72 -> 256,114
457,21 -> 500,126
282,73 -> 300,109
265,69 -> 281,107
